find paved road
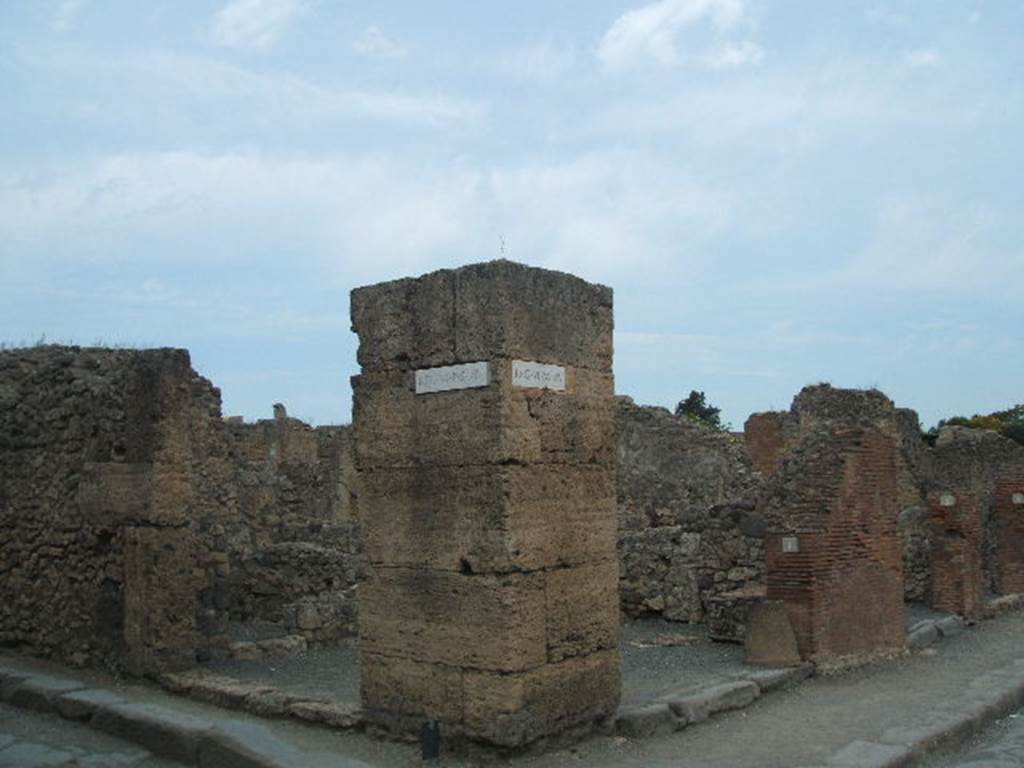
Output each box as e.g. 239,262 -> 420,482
930,708 -> 1024,768
0,703 -> 181,768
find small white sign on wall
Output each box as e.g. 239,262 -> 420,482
939,493 -> 957,507
415,362 -> 490,394
511,360 -> 566,391
1013,493 -> 1024,506
781,536 -> 800,554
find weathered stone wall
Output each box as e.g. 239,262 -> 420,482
616,398 -> 763,623
353,260 -> 620,751
215,417 -> 361,646
0,346 -> 223,673
0,346 -> 360,675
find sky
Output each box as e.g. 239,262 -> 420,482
1,0 -> 1022,429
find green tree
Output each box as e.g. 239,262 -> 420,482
675,390 -> 725,431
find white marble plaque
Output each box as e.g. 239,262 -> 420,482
940,493 -> 957,507
781,536 -> 800,553
415,362 -> 490,394
511,360 -> 566,391
1013,493 -> 1024,506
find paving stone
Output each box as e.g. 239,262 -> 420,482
826,739 -> 913,767
8,676 -> 87,714
0,741 -> 77,767
615,703 -> 681,738
91,701 -> 216,764
54,688 -> 128,721
0,669 -> 33,703
664,681 -> 760,724
198,720 -> 370,768
0,736 -> 13,750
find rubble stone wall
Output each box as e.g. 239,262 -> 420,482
0,346 -> 222,673
616,398 -> 763,623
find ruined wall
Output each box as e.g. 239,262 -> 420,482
353,261 -> 620,751
761,424 -> 904,663
930,427 -> 1024,596
216,417 -> 361,646
616,398 -> 763,623
0,346 -> 223,673
0,346 -> 360,675
746,385 -> 933,602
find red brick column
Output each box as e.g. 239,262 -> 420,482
765,426 -> 904,663
927,492 -> 983,618
994,473 -> 1024,594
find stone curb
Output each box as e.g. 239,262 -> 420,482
0,658 -> 369,768
615,665 -> 813,739
158,668 -> 363,731
811,657 -> 1024,768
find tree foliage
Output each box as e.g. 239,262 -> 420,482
926,403 -> 1024,447
675,390 -> 726,431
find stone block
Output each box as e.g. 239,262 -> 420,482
745,664 -> 813,693
545,562 -> 619,663
664,681 -> 759,724
359,567 -> 546,672
360,652 -> 464,724
935,616 -> 965,638
452,260 -> 613,371
351,370 -> 505,469
55,688 -> 127,721
350,268 -> 457,373
360,465 -> 616,573
8,675 -> 86,713
907,622 -> 939,651
615,703 -> 681,738
92,701 -> 215,764
461,649 -> 621,748
745,600 -> 802,666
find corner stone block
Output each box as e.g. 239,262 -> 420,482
360,652 -> 465,725
545,562 -> 620,663
461,650 -> 621,748
453,261 -> 614,371
360,465 -> 617,573
358,567 -> 547,672
350,269 -> 457,373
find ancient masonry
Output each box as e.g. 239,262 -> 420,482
927,492 -> 984,619
754,389 -> 906,663
350,261 -> 621,750
994,470 -> 1024,593
0,346 -> 359,674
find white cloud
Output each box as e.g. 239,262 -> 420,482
52,0 -> 86,32
903,48 -> 941,68
704,40 -> 764,69
497,40 -> 577,82
0,149 -> 730,286
352,26 -> 408,60
597,0 -> 748,72
20,45 -> 483,128
211,0 -> 305,51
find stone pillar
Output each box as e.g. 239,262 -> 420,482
351,260 -> 620,751
927,492 -> 983,619
994,473 -> 1024,594
764,425 -> 904,664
